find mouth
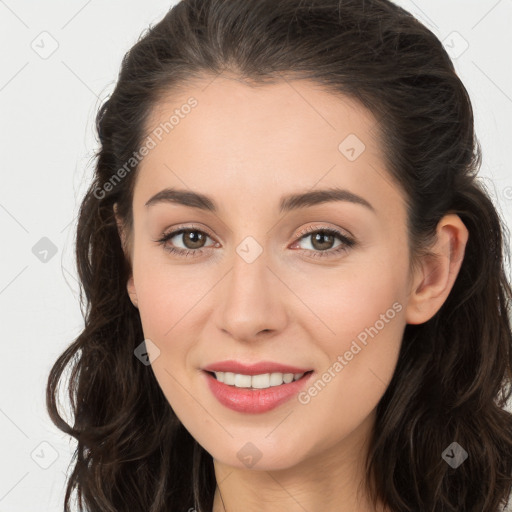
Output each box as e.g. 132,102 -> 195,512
202,368 -> 315,413
204,370 -> 314,390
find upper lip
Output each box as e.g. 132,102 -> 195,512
202,360 -> 313,375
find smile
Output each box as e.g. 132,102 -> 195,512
203,370 -> 314,413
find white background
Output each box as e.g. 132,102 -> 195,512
0,1 -> 511,510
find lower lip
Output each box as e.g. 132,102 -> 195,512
203,371 -> 314,413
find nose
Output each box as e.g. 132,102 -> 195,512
213,247 -> 289,343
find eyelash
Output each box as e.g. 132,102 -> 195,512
154,224 -> 356,260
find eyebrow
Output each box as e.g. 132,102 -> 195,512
144,187 -> 375,214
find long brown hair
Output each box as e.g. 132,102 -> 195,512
46,0 -> 512,510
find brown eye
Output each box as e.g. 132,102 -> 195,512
155,226 -> 217,257
292,226 -> 356,259
177,229 -> 208,249
308,231 -> 337,251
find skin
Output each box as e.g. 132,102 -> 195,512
116,74 -> 468,512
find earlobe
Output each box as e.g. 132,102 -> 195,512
127,275 -> 138,308
405,213 -> 468,325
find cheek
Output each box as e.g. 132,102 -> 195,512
292,247 -> 408,348
132,256 -> 218,376
134,269 -> 200,342
293,249 -> 408,409
290,279 -> 406,456
133,265 -> 202,413
131,234 -> 204,336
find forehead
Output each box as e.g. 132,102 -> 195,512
134,75 -> 404,218
141,74 -> 381,160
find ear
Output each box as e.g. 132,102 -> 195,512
126,275 -> 138,309
113,203 -> 138,309
405,213 -> 469,325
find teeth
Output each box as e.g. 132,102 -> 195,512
213,371 -> 306,389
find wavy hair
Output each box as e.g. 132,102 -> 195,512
46,0 -> 512,510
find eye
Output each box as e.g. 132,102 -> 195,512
154,224 -> 356,259
154,225 -> 218,258
290,225 -> 356,259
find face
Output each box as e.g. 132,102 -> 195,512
123,75 -> 415,471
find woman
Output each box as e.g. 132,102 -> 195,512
46,0 -> 512,510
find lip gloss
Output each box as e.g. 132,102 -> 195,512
203,370 -> 314,413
